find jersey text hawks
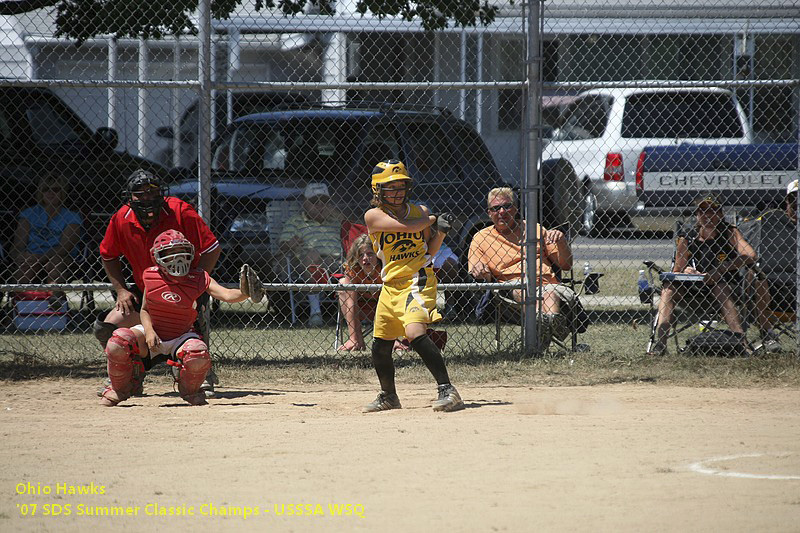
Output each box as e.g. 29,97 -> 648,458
370,203 -> 432,282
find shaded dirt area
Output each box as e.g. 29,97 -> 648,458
1,378 -> 799,532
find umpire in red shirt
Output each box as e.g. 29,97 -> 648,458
94,170 -> 221,393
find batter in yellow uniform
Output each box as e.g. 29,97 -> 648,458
369,202 -> 442,339
362,159 -> 464,413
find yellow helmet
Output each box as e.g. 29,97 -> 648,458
371,159 -> 411,203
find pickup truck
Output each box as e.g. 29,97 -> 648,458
634,143 -> 799,226
541,86 -> 753,236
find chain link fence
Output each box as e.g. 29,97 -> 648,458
0,1 -> 798,362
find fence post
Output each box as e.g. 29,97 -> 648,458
138,37 -> 149,159
794,111 -> 800,358
523,0 -> 544,355
197,0 -> 213,344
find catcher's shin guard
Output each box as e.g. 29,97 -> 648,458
103,328 -> 140,401
172,339 -> 211,403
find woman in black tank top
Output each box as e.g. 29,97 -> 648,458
647,194 -> 756,356
685,223 -> 739,283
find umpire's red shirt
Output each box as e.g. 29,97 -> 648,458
99,197 -> 219,292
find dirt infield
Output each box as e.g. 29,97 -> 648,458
1,378 -> 799,532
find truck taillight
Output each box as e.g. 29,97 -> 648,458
635,151 -> 646,193
603,152 -> 624,181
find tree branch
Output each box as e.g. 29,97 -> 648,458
0,0 -> 59,15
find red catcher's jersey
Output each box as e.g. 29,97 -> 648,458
143,267 -> 210,341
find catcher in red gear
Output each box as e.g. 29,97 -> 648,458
99,230 -> 264,406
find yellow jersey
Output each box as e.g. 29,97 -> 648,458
370,203 -> 432,282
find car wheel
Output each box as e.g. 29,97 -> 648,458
542,159 -> 582,236
580,186 -> 598,236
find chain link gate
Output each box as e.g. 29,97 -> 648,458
537,3 -> 800,358
0,1 -> 798,365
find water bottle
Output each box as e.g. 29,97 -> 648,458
638,269 -> 652,304
583,261 -> 598,294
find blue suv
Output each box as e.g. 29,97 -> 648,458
169,102 -> 504,282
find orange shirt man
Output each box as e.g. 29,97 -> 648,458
468,187 -> 572,314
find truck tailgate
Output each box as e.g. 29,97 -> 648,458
638,143 -> 798,208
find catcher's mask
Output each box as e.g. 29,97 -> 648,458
371,159 -> 411,207
126,169 -> 166,228
151,230 -> 195,277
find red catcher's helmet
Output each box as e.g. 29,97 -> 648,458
150,230 -> 195,277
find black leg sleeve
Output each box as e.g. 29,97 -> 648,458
409,334 -> 450,386
371,338 -> 396,395
92,318 -> 117,349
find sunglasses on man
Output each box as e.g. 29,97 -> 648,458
488,203 -> 514,213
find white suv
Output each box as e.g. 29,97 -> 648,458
542,86 -> 753,235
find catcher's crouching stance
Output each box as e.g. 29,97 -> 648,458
99,230 -> 264,407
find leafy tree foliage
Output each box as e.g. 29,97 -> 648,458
0,0 -> 505,43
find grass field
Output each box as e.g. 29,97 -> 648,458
2,321 -> 799,390
3,272 -> 798,391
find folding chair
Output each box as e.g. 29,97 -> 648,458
739,210 -> 796,346
74,234 -> 104,312
286,256 -> 341,325
286,219 -> 372,326
477,222 -> 597,352
488,267 -> 596,352
643,221 -> 750,355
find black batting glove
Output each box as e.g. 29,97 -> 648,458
435,213 -> 455,235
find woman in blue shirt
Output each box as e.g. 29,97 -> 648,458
12,175 -> 82,304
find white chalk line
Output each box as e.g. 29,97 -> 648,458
688,452 -> 800,480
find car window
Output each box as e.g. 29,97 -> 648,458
348,124 -> 402,185
452,123 -> 494,165
622,92 -> 745,138
554,95 -> 611,140
0,109 -> 11,141
283,119 -> 360,180
216,123 -> 285,172
211,130 -> 232,170
364,125 -> 401,161
26,100 -> 83,146
180,104 -> 199,142
214,119 -> 360,177
403,122 -> 459,183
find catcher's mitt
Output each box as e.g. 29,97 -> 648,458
239,264 -> 265,303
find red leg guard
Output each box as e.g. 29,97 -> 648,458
104,328 -> 140,402
175,339 -> 211,404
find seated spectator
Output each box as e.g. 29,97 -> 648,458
432,242 -> 460,283
338,234 -> 382,351
433,241 -> 470,321
278,182 -> 344,326
742,180 -> 798,353
11,175 -> 82,307
337,234 -> 448,352
648,194 -> 756,356
468,186 -> 574,343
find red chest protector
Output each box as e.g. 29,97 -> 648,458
143,267 -> 210,340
